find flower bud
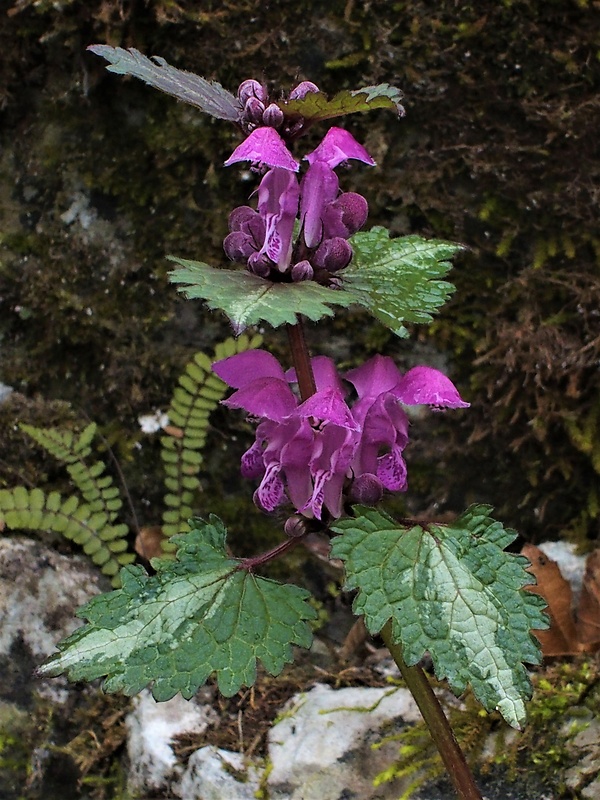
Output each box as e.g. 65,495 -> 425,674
248,251 -> 272,277
244,96 -> 266,125
330,192 -> 369,236
238,79 -> 267,105
349,473 -> 384,505
313,237 -> 353,272
228,205 -> 259,232
262,103 -> 284,128
284,515 -> 308,538
223,231 -> 256,262
289,81 -> 320,100
291,260 -> 314,282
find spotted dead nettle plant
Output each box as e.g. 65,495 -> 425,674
38,47 -> 548,800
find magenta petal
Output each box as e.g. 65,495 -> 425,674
223,378 -> 298,420
257,168 -> 300,269
298,387 -> 358,429
377,446 -> 408,492
241,439 -> 265,479
280,420 -> 316,512
394,366 -> 470,408
255,462 -> 286,511
345,355 -> 402,400
311,356 -> 347,393
224,127 -> 299,171
287,356 -> 346,394
212,350 -> 287,387
305,127 -> 376,169
299,161 -> 339,248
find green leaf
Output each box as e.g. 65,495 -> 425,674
168,258 -> 354,333
330,505 -> 548,729
87,46 -> 241,121
343,228 -> 459,336
38,516 -> 316,700
169,230 -> 458,335
277,84 -> 405,122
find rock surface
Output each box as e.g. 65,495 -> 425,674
0,536 -> 108,706
266,683 -> 422,800
126,689 -> 219,795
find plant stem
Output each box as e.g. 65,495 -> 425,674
287,320 -> 316,401
380,621 -> 483,800
238,536 -> 301,571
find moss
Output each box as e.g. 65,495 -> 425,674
2,0 -> 599,546
375,659 -> 600,798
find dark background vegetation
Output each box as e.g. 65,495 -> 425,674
1,0 -> 599,550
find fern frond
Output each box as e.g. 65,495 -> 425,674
21,422 -> 124,523
20,422 -> 96,464
0,488 -> 134,586
159,333 -> 262,549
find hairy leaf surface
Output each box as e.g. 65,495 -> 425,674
330,505 -> 548,728
279,84 -> 405,121
343,228 -> 459,336
38,517 -> 316,699
88,46 -> 242,121
169,258 -> 354,333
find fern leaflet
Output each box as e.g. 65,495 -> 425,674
160,333 -> 262,549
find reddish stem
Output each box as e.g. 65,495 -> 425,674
287,320 -> 316,401
238,536 -> 301,572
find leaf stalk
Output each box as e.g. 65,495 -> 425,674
380,621 -> 483,800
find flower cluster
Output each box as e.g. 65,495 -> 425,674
236,78 -> 320,136
223,121 -> 374,284
213,350 -> 469,520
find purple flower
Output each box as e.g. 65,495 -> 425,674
305,126 -> 376,169
213,350 -> 469,520
223,169 -> 300,275
256,168 -> 300,271
213,350 -> 359,519
224,127 -> 299,172
223,125 -> 374,281
346,356 -> 470,492
299,127 -> 374,258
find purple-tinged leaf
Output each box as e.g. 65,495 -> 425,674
87,45 -> 242,121
277,84 -> 405,123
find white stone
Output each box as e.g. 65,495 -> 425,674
176,745 -> 261,800
126,689 -> 218,794
0,537 -> 108,704
267,683 -> 422,800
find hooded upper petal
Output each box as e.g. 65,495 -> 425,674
224,127 -> 299,171
305,126 -> 376,169
298,387 -> 359,430
213,349 -> 287,388
394,366 -> 470,409
286,355 -> 346,395
223,377 -> 298,421
345,355 -> 403,402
